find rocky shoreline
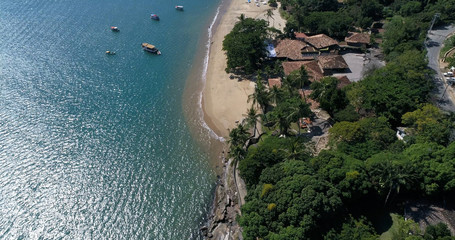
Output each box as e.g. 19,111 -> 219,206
201,155 -> 244,240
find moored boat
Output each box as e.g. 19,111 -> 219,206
141,43 -> 161,55
105,51 -> 116,55
110,26 -> 119,32
175,6 -> 184,11
150,14 -> 160,20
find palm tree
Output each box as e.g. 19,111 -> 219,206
293,5 -> 304,31
264,65 -> 272,79
368,158 -> 417,206
227,124 -> 250,209
281,77 -> 298,97
238,13 -> 246,22
248,80 -> 269,113
277,114 -> 292,135
227,124 -> 249,163
286,102 -> 303,135
298,66 -> 309,89
265,9 -> 274,26
382,165 -> 417,206
311,81 -> 328,101
278,138 -> 307,160
272,97 -> 310,136
228,124 -> 249,149
273,104 -> 294,136
244,105 -> 261,137
268,85 -> 282,105
309,77 -> 336,111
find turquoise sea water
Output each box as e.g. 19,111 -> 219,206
0,0 -> 221,238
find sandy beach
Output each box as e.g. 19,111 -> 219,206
202,0 -> 285,138
201,3 -> 286,237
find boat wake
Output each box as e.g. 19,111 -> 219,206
198,4 -> 225,142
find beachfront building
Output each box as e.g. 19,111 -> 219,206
303,34 -> 339,55
317,55 -> 349,75
282,61 -> 324,82
282,57 -> 350,80
271,32 -> 352,89
344,32 -> 371,49
273,39 -> 318,61
271,33 -> 341,62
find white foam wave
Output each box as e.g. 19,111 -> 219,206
197,4 -> 225,142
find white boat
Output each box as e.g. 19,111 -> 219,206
142,43 -> 161,55
175,5 -> 184,11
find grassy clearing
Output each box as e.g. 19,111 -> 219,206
379,213 -> 401,240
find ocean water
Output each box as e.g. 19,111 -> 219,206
0,0 -> 221,239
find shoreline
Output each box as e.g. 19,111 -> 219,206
202,0 -> 283,138
195,0 -> 287,239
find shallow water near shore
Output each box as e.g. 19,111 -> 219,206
0,0 -> 220,238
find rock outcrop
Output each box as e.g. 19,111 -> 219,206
202,157 -> 243,240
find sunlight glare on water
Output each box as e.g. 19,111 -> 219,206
0,0 -> 220,238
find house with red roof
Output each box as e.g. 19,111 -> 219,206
303,34 -> 339,54
335,75 -> 351,89
345,32 -> 371,48
268,77 -> 282,88
273,39 -> 318,61
282,61 -> 324,82
294,32 -> 309,40
317,55 -> 349,75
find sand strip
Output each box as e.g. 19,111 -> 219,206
202,0 -> 285,138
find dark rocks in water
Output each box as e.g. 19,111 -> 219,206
200,226 -> 208,236
205,158 -> 244,240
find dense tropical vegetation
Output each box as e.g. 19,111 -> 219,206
222,15 -> 269,74
223,0 -> 455,239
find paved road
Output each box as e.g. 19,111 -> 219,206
426,24 -> 455,112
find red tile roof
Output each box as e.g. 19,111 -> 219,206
304,34 -> 338,49
345,32 -> 370,44
299,89 -> 320,110
335,75 -> 351,89
268,77 -> 282,88
274,39 -> 315,60
282,61 -> 324,82
303,61 -> 325,81
318,55 -> 349,70
301,45 -> 318,54
275,39 -> 306,60
282,61 -> 305,76
295,32 -> 308,39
